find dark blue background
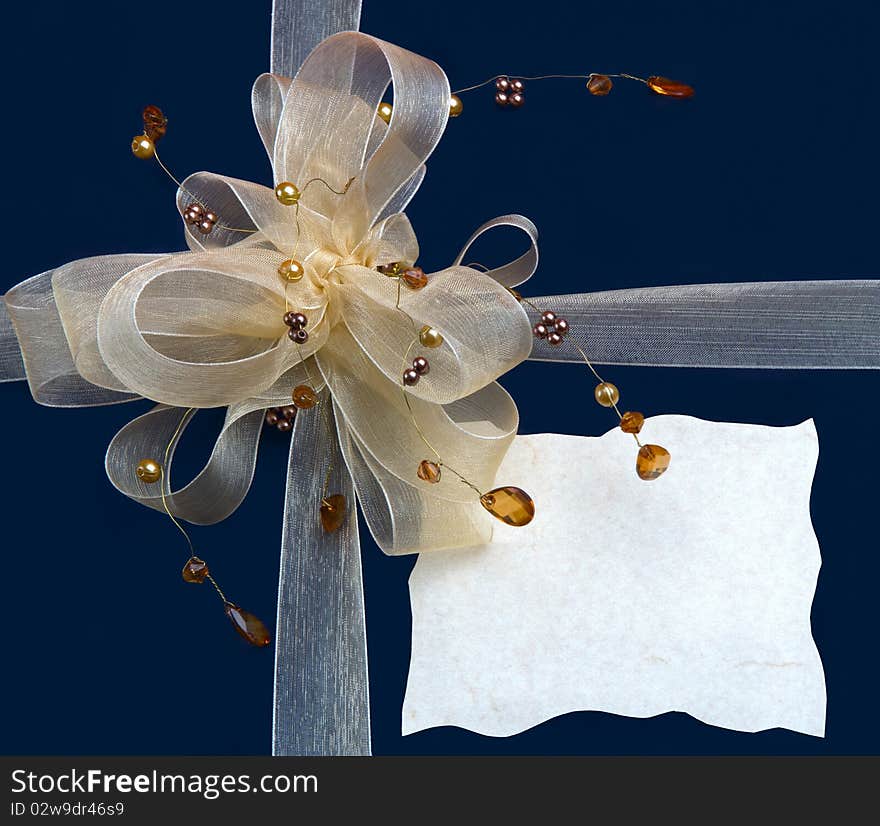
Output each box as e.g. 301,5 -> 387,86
1,0 -> 876,755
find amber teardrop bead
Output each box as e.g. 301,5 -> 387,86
136,458 -> 161,484
182,556 -> 209,584
320,494 -> 347,533
292,385 -> 318,409
417,460 -> 442,484
401,267 -> 428,290
587,74 -> 613,96
224,603 -> 271,647
619,411 -> 645,434
646,76 -> 694,98
636,444 -> 671,480
480,486 -> 535,527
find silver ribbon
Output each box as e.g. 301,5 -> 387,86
270,0 -> 370,756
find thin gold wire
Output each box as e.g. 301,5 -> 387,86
452,71 -> 648,95
158,407 -> 228,603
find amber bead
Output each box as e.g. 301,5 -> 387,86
417,460 -> 441,484
275,181 -> 301,205
449,94 -> 463,117
142,105 -> 168,141
224,603 -> 271,647
278,258 -> 305,282
594,381 -> 619,407
131,134 -> 155,160
136,458 -> 161,484
377,102 -> 393,124
646,76 -> 694,98
419,325 -> 444,348
320,494 -> 347,533
587,74 -> 613,96
292,385 -> 318,409
636,444 -> 671,480
401,267 -> 428,290
620,411 -> 645,434
182,556 -> 209,584
480,486 -> 535,527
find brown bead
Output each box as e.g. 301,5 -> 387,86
182,556 -> 209,584
495,91 -> 509,106
288,328 -> 309,343
136,458 -> 161,484
509,93 -> 524,108
417,460 -> 442,484
265,410 -> 279,426
532,323 -> 548,339
197,219 -> 215,235
587,74 -> 613,96
401,267 -> 428,290
619,411 -> 645,434
284,311 -> 307,329
292,385 -> 318,409
142,105 -> 167,141
279,405 -> 297,420
496,77 -> 511,92
276,418 -> 293,432
646,76 -> 695,98
183,202 -> 204,225
553,317 -> 569,335
320,494 -> 347,533
636,444 -> 671,480
403,368 -> 420,386
509,78 -> 524,93
541,311 -> 557,325
480,486 -> 535,527
594,381 -> 620,407
224,603 -> 271,647
547,332 -> 563,346
412,356 -> 429,375
283,311 -> 298,327
378,261 -> 403,276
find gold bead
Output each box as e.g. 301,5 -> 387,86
275,181 -> 301,206
278,258 -> 305,282
449,94 -> 463,117
419,325 -> 444,348
136,458 -> 162,484
131,134 -> 155,160
377,101 -> 393,124
594,382 -> 619,407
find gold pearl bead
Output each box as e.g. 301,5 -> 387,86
275,181 -> 301,206
594,382 -> 620,407
131,134 -> 155,160
278,259 -> 305,282
419,325 -> 444,348
449,94 -> 463,117
377,102 -> 393,124
136,458 -> 162,484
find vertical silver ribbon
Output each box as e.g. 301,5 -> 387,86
272,394 -> 371,755
270,0 -> 370,757
270,0 -> 362,78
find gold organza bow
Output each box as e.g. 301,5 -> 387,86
5,32 -> 539,554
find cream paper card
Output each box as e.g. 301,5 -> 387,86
403,416 -> 826,738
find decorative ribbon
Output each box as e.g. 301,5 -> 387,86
0,1 -> 878,758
